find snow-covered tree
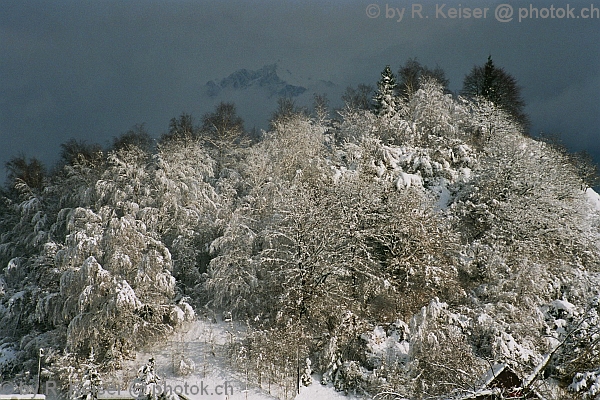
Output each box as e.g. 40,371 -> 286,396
341,84 -> 374,111
204,203 -> 263,316
200,102 -> 248,175
373,65 -> 400,118
137,358 -> 161,400
397,58 -> 449,98
152,136 -> 219,285
404,77 -> 464,144
76,350 -> 102,400
201,102 -> 245,146
5,155 -> 46,193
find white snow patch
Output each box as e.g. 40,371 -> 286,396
551,299 -> 576,316
396,172 -> 423,190
586,188 -> 600,212
362,322 -> 410,366
430,179 -> 452,210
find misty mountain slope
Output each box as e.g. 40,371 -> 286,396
205,64 -> 307,99
0,78 -> 599,400
201,64 -> 340,131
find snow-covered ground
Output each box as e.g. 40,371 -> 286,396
108,317 -> 362,400
586,188 -> 600,212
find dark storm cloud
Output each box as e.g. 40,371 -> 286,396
1,0 -> 599,178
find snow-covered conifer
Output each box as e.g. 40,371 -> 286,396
373,65 -> 399,118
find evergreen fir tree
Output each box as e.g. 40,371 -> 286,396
481,55 -> 497,101
78,350 -> 102,400
373,65 -> 399,117
462,55 -> 529,129
137,358 -> 161,400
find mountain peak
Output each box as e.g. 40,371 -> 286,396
205,64 -> 306,98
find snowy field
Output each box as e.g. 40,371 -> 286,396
106,316 -> 362,400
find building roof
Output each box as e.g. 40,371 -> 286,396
458,363 -> 546,400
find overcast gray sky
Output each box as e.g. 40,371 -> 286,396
1,0 -> 599,178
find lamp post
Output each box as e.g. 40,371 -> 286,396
37,348 -> 44,395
